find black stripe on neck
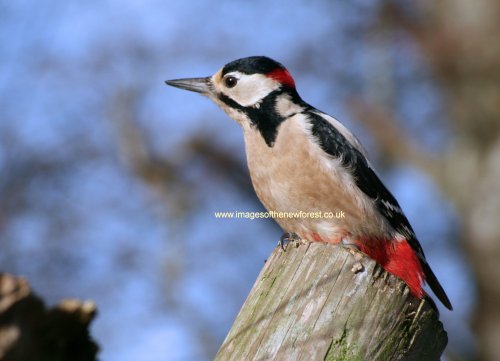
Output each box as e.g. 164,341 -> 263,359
218,89 -> 304,147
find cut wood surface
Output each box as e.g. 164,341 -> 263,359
215,242 -> 447,361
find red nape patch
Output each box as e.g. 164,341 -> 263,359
357,239 -> 425,299
266,68 -> 295,88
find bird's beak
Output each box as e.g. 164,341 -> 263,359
165,77 -> 212,95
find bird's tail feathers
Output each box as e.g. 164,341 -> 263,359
422,261 -> 453,310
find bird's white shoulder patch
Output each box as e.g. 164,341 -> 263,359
287,114 -> 390,235
289,115 -> 356,186
312,111 -> 368,157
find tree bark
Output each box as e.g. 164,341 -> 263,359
215,242 -> 447,361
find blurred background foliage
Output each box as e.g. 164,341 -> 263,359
1,1 -> 499,360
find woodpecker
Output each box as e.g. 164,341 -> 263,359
165,56 -> 452,310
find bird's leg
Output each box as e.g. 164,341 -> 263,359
278,232 -> 304,251
341,238 -> 365,273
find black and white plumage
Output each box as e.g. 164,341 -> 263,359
165,56 -> 452,310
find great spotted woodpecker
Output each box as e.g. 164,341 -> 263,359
165,56 -> 452,310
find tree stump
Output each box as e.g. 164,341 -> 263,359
0,273 -> 98,361
215,242 -> 447,361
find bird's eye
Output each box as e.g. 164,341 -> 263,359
224,76 -> 238,88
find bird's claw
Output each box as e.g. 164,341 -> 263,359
341,240 -> 365,273
351,261 -> 364,273
279,232 -> 304,251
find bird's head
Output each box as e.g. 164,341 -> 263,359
166,56 -> 300,125
166,56 -> 306,146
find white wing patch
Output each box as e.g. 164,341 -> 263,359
381,199 -> 403,214
312,111 -> 368,157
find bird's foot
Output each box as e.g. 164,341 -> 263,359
350,261 -> 364,273
279,232 -> 307,251
341,239 -> 365,273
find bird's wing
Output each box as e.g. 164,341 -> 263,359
307,110 -> 452,309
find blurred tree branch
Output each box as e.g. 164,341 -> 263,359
107,86 -> 263,358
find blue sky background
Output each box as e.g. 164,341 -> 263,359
0,1 -> 474,360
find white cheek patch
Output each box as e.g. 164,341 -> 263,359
275,94 -> 304,118
226,73 -> 281,107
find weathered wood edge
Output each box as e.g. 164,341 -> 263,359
215,242 -> 447,361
